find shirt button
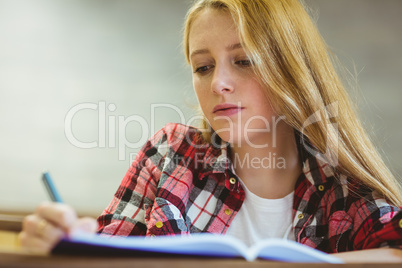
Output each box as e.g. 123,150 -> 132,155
155,221 -> 163,228
229,177 -> 237,185
399,219 -> 402,229
224,209 -> 232,215
297,213 -> 304,219
318,185 -> 325,191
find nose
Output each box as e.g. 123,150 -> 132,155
211,64 -> 235,95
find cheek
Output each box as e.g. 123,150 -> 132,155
193,79 -> 209,107
248,82 -> 275,112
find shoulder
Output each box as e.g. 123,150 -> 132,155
145,123 -> 220,160
322,173 -> 401,250
158,123 -> 201,139
328,174 -> 400,234
333,176 -> 398,213
344,180 -> 399,225
327,174 -> 399,218
127,123 -> 212,183
152,123 -> 206,148
300,160 -> 400,231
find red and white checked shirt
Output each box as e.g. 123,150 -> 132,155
97,123 -> 402,253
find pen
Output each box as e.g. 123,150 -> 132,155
42,172 -> 64,203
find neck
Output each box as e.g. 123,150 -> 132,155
229,124 -> 302,199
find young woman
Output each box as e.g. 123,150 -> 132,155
19,0 -> 402,261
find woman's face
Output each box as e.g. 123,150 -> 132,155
188,8 -> 278,147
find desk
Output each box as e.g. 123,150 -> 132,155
1,251 -> 401,268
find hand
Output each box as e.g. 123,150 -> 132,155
18,202 -> 98,255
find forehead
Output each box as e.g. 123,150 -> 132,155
188,9 -> 239,51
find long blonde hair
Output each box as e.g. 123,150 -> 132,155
183,0 -> 402,206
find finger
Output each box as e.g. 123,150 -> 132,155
19,231 -> 53,255
22,214 -> 65,244
72,217 -> 98,233
22,214 -> 39,236
35,202 -> 77,230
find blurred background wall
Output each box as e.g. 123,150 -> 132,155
0,0 -> 401,216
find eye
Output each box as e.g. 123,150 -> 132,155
235,59 -> 252,67
194,65 -> 213,74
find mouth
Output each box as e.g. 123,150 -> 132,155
213,103 -> 244,114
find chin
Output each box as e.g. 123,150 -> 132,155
213,131 -> 240,146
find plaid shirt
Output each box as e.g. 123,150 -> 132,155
97,123 -> 402,253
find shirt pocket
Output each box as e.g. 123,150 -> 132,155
146,197 -> 189,236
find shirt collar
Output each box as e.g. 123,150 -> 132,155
199,141 -> 231,175
301,153 -> 336,187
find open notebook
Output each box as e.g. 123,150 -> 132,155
52,233 -> 343,263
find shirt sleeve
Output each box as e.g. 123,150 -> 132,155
96,128 -> 167,237
349,195 -> 402,250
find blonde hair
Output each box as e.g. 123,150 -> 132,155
183,0 -> 402,206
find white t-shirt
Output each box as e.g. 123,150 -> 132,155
226,178 -> 295,247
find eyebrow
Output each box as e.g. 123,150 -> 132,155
190,42 -> 243,59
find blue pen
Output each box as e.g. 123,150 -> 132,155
42,172 -> 64,203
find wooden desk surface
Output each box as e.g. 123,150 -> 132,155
1,251 -> 401,268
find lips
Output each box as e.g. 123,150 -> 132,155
213,103 -> 244,116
